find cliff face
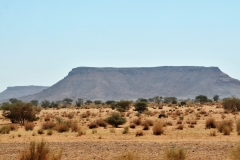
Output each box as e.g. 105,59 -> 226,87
0,86 -> 49,101
20,66 -> 240,101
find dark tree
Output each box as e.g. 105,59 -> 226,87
105,112 -> 126,127
137,98 -> 148,103
9,98 -> 21,104
94,100 -> 102,105
163,97 -> 177,103
41,100 -> 50,108
134,102 -> 148,113
116,100 -> 131,112
1,102 -> 39,125
213,95 -> 219,102
195,95 -> 208,104
30,100 -> 39,106
63,98 -> 73,105
85,100 -> 93,105
50,101 -> 59,108
76,98 -> 84,107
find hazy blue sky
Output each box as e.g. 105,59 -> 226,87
0,1 -> 240,92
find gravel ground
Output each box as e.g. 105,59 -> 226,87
0,140 -> 236,160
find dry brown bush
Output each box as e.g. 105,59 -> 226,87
132,117 -> 142,126
205,117 -> 217,129
42,121 -> 56,130
176,124 -> 184,130
209,130 -> 217,136
135,130 -> 144,137
217,120 -> 233,135
152,120 -> 164,135
24,122 -> 35,131
70,120 -> 78,132
9,124 -> 18,131
129,123 -> 136,129
236,119 -> 240,135
96,118 -> 108,128
54,123 -> 70,132
88,122 -> 98,129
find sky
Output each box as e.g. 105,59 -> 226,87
0,1 -> 240,92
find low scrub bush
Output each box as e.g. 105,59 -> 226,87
205,117 -> 217,129
38,128 -> 44,135
135,130 -> 144,137
42,121 -> 56,130
129,123 -> 136,129
88,122 -> 98,129
152,120 -> 164,135
77,127 -> 86,136
70,120 -> 78,132
217,120 -> 233,135
164,148 -> 186,160
9,124 -> 18,131
24,122 -> 35,131
176,124 -> 184,130
0,125 -> 11,134
54,123 -> 70,132
209,130 -> 217,136
96,119 -> 108,128
222,97 -> 240,112
47,130 -> 53,136
105,112 -> 126,127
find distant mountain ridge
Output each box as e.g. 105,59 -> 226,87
19,66 -> 240,101
0,86 -> 49,101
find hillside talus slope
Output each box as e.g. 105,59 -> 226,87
21,66 -> 240,101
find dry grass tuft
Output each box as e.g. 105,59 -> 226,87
164,148 -> 186,160
152,120 -> 164,135
42,121 -> 56,130
19,140 -> 62,160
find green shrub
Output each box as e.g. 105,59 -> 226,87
134,102 -> 148,113
222,97 -> 240,112
105,112 -> 126,127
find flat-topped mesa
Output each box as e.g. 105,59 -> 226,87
0,86 -> 49,101
19,66 -> 240,102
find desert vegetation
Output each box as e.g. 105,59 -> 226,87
0,96 -> 240,159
